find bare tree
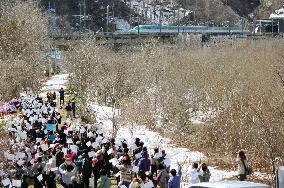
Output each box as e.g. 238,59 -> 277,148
66,36 -> 284,183
0,0 -> 49,101
0,0 -> 49,177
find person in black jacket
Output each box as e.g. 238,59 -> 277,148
65,102 -> 72,119
57,127 -> 67,144
71,100 -> 76,118
78,153 -> 92,188
45,171 -> 56,188
59,88 -> 65,105
55,148 -> 65,167
103,143 -> 112,177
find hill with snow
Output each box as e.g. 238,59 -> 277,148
39,0 -> 284,33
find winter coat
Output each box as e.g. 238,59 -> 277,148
65,104 -> 72,112
138,157 -> 151,172
157,169 -> 169,188
117,164 -> 133,183
97,175 -> 111,188
47,134 -> 56,142
168,164 -> 182,188
71,102 -> 75,111
59,89 -> 64,99
80,158 -> 92,178
45,172 -> 56,188
55,151 -> 64,167
92,158 -> 104,178
140,180 -> 155,188
59,163 -> 77,185
236,158 -> 248,175
188,168 -> 199,184
152,152 -> 162,166
198,169 -> 211,182
44,156 -> 56,174
57,130 -> 67,143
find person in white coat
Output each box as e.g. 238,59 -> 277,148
188,163 -> 199,184
59,161 -> 77,187
236,150 -> 249,181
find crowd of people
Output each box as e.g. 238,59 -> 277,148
0,88 -> 251,188
0,98 -> 20,116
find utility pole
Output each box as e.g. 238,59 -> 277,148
153,4 -> 156,21
142,0 -> 145,17
138,16 -> 140,35
112,0 -> 115,18
159,1 -> 162,33
107,5 -> 110,33
241,17 -> 244,35
177,7 -> 180,33
145,6 -> 149,19
193,0 -> 197,23
79,1 -> 82,35
83,0 -> 86,32
48,1 -> 51,13
48,1 -> 51,36
74,0 -> 91,35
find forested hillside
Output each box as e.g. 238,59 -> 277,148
39,0 -> 283,32
39,0 -> 131,32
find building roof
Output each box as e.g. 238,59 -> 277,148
270,7 -> 284,19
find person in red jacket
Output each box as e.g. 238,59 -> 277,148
92,152 -> 104,188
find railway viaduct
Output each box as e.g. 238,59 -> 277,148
52,33 -> 179,50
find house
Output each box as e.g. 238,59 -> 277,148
269,5 -> 284,33
254,5 -> 284,34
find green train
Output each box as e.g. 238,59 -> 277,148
128,25 -> 250,34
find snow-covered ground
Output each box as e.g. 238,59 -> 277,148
115,19 -> 131,32
124,0 -> 190,25
44,74 -> 238,186
90,103 -> 237,185
41,74 -> 68,92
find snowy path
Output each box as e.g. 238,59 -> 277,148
40,74 -> 68,93
45,74 -> 237,187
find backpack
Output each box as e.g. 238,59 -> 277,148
157,156 -> 165,164
242,160 -> 253,175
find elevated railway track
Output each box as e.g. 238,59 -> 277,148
51,31 -> 282,51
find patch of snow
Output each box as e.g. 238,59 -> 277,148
253,172 -> 273,180
124,0 -> 189,25
189,108 -> 219,124
89,102 -> 120,121
115,19 -> 131,32
90,103 -> 238,184
40,74 -> 69,93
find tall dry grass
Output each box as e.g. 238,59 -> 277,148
67,38 -> 284,177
